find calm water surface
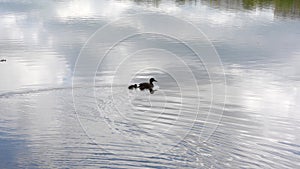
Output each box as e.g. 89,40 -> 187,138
1,0 -> 300,168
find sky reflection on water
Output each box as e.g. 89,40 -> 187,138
0,0 -> 300,168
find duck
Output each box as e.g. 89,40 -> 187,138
128,78 -> 158,94
0,59 -> 6,62
138,78 -> 157,91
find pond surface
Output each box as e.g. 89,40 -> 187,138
0,0 -> 300,168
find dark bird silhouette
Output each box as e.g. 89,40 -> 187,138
128,84 -> 137,90
138,78 -> 157,90
0,59 -> 6,62
128,78 -> 158,94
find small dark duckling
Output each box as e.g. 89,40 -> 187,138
128,84 -> 137,90
0,59 -> 6,62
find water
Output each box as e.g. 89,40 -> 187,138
1,0 -> 300,168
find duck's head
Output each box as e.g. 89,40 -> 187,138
149,78 -> 157,83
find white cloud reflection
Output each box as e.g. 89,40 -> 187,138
55,0 -> 133,20
0,13 -> 69,92
0,1 -> 300,168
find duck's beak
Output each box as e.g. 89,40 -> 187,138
154,79 -> 157,82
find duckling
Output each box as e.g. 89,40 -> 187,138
128,84 -> 137,90
0,59 -> 6,62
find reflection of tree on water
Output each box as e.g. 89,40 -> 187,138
242,0 -> 300,18
133,0 -> 161,7
273,0 -> 300,18
242,0 -> 273,9
132,0 -> 300,18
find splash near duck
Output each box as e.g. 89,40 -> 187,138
128,78 -> 158,94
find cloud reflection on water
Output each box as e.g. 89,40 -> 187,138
0,0 -> 300,168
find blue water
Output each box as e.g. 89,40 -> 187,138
0,0 -> 300,168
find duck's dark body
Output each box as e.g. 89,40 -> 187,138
138,82 -> 154,90
128,78 -> 157,94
